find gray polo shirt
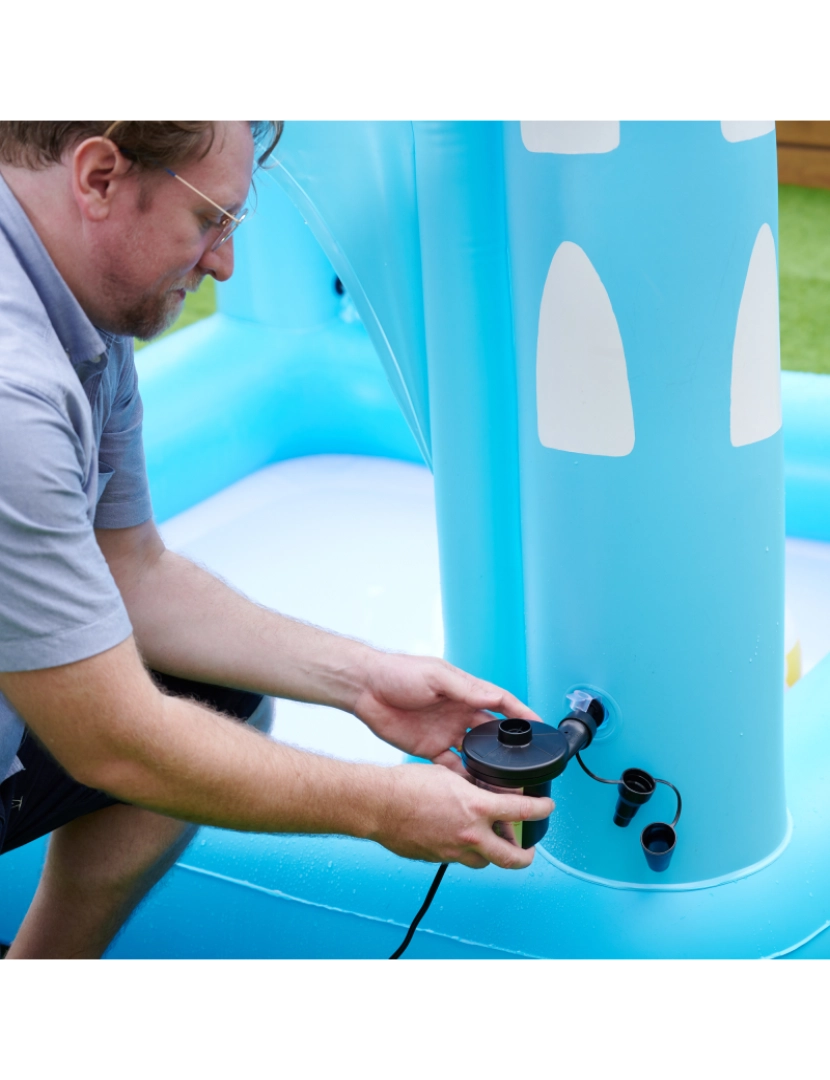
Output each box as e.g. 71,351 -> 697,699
0,173 -> 153,783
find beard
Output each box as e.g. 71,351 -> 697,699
119,287 -> 190,341
98,263 -> 204,341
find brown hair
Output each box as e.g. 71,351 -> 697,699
0,121 -> 283,171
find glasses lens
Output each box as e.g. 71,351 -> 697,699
211,209 -> 248,251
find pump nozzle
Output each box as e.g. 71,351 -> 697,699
557,695 -> 605,759
613,768 -> 656,826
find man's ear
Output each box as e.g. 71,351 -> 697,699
71,137 -> 134,223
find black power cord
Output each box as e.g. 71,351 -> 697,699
389,862 -> 449,959
390,750 -> 683,957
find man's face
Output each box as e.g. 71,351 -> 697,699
92,121 -> 255,340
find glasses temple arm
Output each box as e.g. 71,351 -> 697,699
165,168 -> 243,224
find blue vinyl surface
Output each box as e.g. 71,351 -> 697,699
2,121 -> 830,957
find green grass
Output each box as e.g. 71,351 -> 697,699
780,185 -> 830,374
137,186 -> 830,375
134,275 -> 216,351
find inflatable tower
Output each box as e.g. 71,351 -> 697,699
260,121 -> 830,955
273,120 -> 787,888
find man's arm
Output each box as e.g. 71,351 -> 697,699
95,519 -> 540,770
96,519 -> 376,711
0,639 -> 552,869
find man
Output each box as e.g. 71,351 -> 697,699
0,121 -> 552,959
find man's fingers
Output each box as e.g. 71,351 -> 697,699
465,679 -> 542,723
431,748 -> 469,777
463,709 -> 505,734
493,794 -> 555,823
476,832 -> 535,870
456,851 -> 490,870
466,793 -> 554,869
484,688 -> 542,723
437,666 -> 543,724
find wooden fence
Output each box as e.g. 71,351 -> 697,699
777,122 -> 830,189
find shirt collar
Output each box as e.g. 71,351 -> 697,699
0,171 -> 106,368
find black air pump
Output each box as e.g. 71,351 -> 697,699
461,696 -> 682,869
390,694 -> 682,958
460,699 -> 605,849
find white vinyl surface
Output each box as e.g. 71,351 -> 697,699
159,456 -> 442,765
160,455 -> 830,763
785,537 -> 830,676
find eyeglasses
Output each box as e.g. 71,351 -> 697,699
164,168 -> 248,251
103,124 -> 249,252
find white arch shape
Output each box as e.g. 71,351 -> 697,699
721,121 -> 775,143
730,223 -> 782,447
521,122 -> 620,155
536,242 -> 634,456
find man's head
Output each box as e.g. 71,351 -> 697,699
0,121 -> 282,339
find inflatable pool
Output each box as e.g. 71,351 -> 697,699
4,121 -> 830,958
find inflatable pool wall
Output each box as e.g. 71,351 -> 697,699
5,122 -> 830,957
135,157 -> 423,525
273,121 -> 785,887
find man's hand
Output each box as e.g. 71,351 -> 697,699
374,763 -> 554,868
353,652 -> 542,774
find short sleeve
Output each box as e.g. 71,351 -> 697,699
0,377 -> 133,672
94,338 -> 154,529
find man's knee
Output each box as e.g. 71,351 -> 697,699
45,805 -> 196,897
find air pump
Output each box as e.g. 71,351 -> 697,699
390,693 -> 683,958
460,694 -> 682,869
460,698 -> 605,848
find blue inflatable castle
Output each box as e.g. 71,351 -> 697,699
3,120 -> 830,958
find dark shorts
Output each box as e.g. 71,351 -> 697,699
0,672 -> 265,856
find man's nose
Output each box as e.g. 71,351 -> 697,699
198,236 -> 235,282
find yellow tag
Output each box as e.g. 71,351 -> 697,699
785,639 -> 802,689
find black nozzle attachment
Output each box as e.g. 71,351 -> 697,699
641,822 -> 677,873
576,751 -> 683,874
585,697 -> 606,727
498,718 -> 532,746
557,698 -> 605,760
613,767 -> 656,827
